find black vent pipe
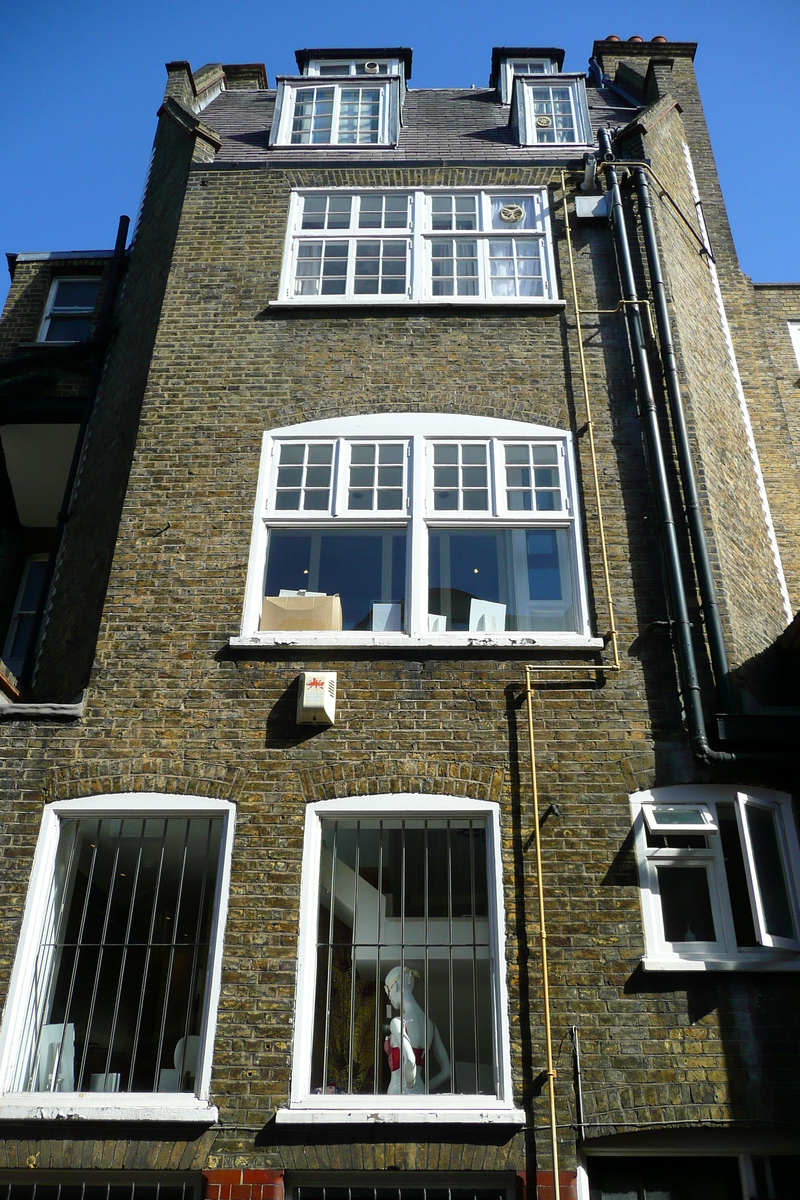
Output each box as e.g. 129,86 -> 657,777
632,166 -> 735,714
597,127 -> 734,764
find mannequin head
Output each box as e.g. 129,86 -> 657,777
384,965 -> 419,1009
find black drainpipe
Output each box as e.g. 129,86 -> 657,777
632,166 -> 735,715
18,214 -> 130,695
597,128 -> 735,764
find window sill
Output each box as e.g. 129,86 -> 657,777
642,954 -> 800,973
230,632 -> 604,651
275,1104 -> 525,1125
0,1093 -> 218,1122
269,299 -> 567,311
0,691 -> 86,721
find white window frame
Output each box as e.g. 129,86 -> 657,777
498,57 -> 556,104
278,794 -> 522,1124
234,413 -> 599,651
304,59 -> 402,78
271,80 -> 397,147
37,277 -> 101,343
631,785 -> 800,971
275,188 -> 561,307
513,75 -> 593,147
0,794 -> 236,1121
788,321 -> 800,372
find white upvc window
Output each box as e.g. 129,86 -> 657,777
277,189 -> 558,305
38,277 -> 101,343
279,795 -> 521,1124
631,786 -> 800,971
0,795 -> 235,1121
271,81 -> 398,146
513,75 -> 592,147
237,414 -> 596,649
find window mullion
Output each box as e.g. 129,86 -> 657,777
408,434 -> 426,636
331,86 -> 342,144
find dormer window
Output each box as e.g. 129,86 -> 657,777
491,47 -> 563,105
308,60 -> 395,77
512,75 -> 593,147
38,277 -> 101,343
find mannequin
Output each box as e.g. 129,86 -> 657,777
383,966 -> 451,1095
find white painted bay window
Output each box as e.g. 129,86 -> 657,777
277,189 -> 558,304
631,786 -> 800,970
237,414 -> 595,648
278,796 -> 520,1123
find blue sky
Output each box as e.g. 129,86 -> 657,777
2,0 -> 799,308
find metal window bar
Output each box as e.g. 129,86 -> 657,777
0,1182 -> 196,1200
127,817 -> 169,1090
296,1188 -> 507,1200
176,819 -> 216,1088
152,819 -> 192,1091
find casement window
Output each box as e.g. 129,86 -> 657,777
2,554 -> 49,678
237,414 -> 595,649
270,80 -> 400,146
0,796 -> 235,1119
277,189 -> 558,304
512,75 -> 592,146
280,796 -> 520,1122
38,277 -> 101,343
631,786 -> 800,970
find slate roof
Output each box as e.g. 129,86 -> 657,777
202,83 -> 638,166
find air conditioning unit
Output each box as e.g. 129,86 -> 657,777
296,670 -> 337,725
364,61 -> 380,74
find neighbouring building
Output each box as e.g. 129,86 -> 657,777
2,32 -> 800,1200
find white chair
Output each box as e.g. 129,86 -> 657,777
158,1034 -> 200,1092
37,1023 -> 75,1092
468,599 -> 506,632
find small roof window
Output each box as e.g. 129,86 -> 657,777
296,47 -> 412,82
491,47 -> 565,104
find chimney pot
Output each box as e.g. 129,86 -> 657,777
651,35 -> 668,43
628,35 -> 644,43
606,34 -> 621,42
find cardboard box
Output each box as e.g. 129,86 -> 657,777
261,593 -> 343,632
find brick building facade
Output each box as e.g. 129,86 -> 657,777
1,33 -> 799,1200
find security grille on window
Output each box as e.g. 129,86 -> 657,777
0,1177 -> 200,1200
38,277 -> 101,342
294,1185 -> 510,1200
631,786 -> 800,968
285,797 -> 517,1118
0,797 -> 234,1109
241,414 -> 590,643
279,190 -> 557,303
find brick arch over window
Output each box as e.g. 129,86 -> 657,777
297,761 -> 507,804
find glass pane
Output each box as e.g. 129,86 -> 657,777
311,818 -> 494,1096
747,804 -> 796,940
428,527 -> 575,631
52,279 -> 100,309
264,528 -> 407,630
717,803 -> 757,947
45,316 -> 92,342
657,866 -> 716,943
